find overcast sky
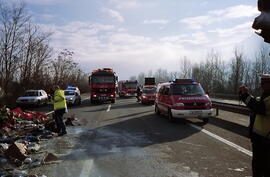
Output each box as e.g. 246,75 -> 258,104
20,0 -> 262,79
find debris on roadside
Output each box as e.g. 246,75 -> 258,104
5,142 -> 28,161
0,105 -> 80,176
42,152 -> 59,163
65,114 -> 81,126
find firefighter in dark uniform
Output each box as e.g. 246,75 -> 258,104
239,74 -> 270,177
136,86 -> 141,102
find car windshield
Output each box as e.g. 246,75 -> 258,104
142,87 -> 156,94
92,75 -> 115,84
171,84 -> 205,95
65,91 -> 75,95
23,91 -> 38,97
125,83 -> 137,89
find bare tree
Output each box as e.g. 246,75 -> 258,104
18,22 -> 52,89
129,76 -> 137,81
0,1 -> 30,95
137,72 -> 146,85
179,56 -> 192,78
229,48 -> 245,94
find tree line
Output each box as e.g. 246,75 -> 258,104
0,1 -> 88,106
130,46 -> 270,99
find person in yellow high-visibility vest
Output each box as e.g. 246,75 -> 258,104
239,74 -> 270,177
53,85 -> 67,136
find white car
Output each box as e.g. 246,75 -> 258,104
16,90 -> 48,106
64,90 -> 81,105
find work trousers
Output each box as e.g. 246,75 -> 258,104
251,133 -> 270,177
54,108 -> 67,134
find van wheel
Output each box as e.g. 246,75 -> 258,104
203,118 -> 209,123
168,108 -> 176,123
155,104 -> 160,115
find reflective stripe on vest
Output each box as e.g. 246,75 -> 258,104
53,89 -> 67,110
253,96 -> 270,137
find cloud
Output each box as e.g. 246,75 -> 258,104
24,0 -> 64,5
102,8 -> 125,23
209,5 -> 258,19
179,15 -> 215,30
109,0 -> 140,9
38,20 -> 256,79
209,22 -> 252,38
143,19 -> 169,25
180,5 -> 258,30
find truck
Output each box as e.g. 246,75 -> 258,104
89,68 -> 117,104
118,80 -> 138,97
140,77 -> 156,104
144,77 -> 156,85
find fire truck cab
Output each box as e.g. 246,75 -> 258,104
155,79 -> 212,122
118,80 -> 138,97
89,68 -> 117,104
140,85 -> 156,104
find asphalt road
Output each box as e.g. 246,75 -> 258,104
28,96 -> 252,177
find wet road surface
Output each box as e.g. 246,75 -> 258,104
29,96 -> 252,177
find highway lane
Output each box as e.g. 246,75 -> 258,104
28,97 -> 252,177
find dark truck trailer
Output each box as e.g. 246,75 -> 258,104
89,68 -> 117,104
145,77 -> 156,85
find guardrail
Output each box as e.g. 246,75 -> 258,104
212,101 -> 252,116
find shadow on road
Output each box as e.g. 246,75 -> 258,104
61,112 -> 199,161
208,117 -> 249,138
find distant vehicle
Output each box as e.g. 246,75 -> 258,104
155,79 -> 213,123
118,80 -> 138,97
144,77 -> 156,85
64,90 -> 81,105
16,90 -> 48,106
89,68 -> 117,104
140,85 -> 156,104
66,86 -> 80,95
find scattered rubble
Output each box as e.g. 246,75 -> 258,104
5,142 -> 28,161
43,152 -> 59,163
0,105 -> 80,176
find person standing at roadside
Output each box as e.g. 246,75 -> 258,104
239,74 -> 270,177
136,85 -> 141,102
53,85 -> 67,136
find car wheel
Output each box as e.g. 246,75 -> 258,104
168,108 -> 176,123
155,104 -> 160,115
203,118 -> 209,123
90,99 -> 95,104
111,99 -> 115,103
37,100 -> 41,106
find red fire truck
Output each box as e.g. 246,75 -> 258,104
118,80 -> 138,97
89,68 -> 117,104
140,77 -> 156,104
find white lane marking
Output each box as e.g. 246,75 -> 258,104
82,97 -> 89,101
46,111 -> 54,115
188,123 -> 252,157
79,159 -> 94,177
106,105 -> 111,112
